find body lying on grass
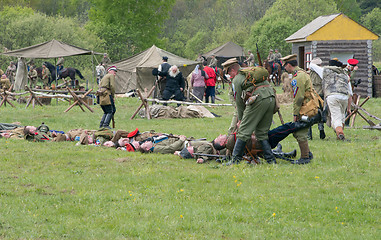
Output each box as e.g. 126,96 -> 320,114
0,111 -> 321,164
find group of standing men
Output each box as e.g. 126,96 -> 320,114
221,53 -> 324,165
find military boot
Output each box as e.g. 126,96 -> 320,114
291,140 -> 311,164
224,138 -> 246,166
259,140 -> 276,164
273,143 -> 282,153
318,123 -> 326,139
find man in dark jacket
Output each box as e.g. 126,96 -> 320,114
160,65 -> 185,105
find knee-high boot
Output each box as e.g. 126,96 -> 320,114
224,138 -> 246,166
292,140 -> 311,164
259,140 -> 276,164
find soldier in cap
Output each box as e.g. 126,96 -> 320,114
157,56 -> 172,94
97,66 -> 117,129
244,50 -> 255,67
221,58 -> 276,165
281,54 -> 316,163
0,74 -> 11,91
101,53 -> 111,67
28,66 -> 38,88
310,58 -> 352,141
209,54 -> 218,68
5,61 -> 16,84
346,58 -> 359,89
274,49 -> 282,66
41,63 -> 51,88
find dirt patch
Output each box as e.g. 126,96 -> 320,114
115,157 -> 132,163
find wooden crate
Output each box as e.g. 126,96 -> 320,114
373,75 -> 381,98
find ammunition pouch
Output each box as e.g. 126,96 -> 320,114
299,89 -> 324,118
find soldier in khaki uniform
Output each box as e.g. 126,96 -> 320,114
222,58 -> 276,165
97,66 -> 117,129
41,63 -> 51,88
28,66 -> 38,88
0,74 -> 11,91
281,54 -> 314,164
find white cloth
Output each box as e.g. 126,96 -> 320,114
326,96 -> 348,129
193,65 -> 199,74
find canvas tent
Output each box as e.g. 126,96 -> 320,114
113,45 -> 198,94
202,41 -> 246,67
1,39 -> 102,90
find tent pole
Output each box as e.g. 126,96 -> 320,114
90,52 -> 94,90
55,57 -> 58,104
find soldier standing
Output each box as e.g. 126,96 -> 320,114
28,66 -> 38,88
222,58 -> 276,165
5,61 -> 16,84
281,54 -> 315,164
245,50 -> 255,66
98,66 -> 117,129
209,54 -> 218,68
0,74 -> 11,91
41,63 -> 51,88
101,53 -> 111,67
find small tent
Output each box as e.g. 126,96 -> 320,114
202,41 -> 246,67
113,45 -> 198,94
1,39 -> 102,90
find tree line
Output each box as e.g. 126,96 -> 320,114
0,0 -> 380,72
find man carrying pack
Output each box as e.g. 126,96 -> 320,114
282,54 -> 322,164
97,66 -> 117,129
222,58 -> 276,165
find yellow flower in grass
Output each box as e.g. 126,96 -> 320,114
315,176 -> 319,179
180,215 -> 183,218
272,213 -> 276,217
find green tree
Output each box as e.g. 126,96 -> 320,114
87,0 -> 176,61
0,6 -> 102,71
161,0 -> 275,59
334,0 -> 362,21
357,0 -> 381,15
0,0 -> 90,21
246,0 -> 338,58
361,8 -> 381,61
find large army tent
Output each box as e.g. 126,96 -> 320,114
202,41 -> 246,67
113,45 -> 198,94
1,39 -> 102,90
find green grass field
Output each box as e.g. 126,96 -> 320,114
0,88 -> 380,239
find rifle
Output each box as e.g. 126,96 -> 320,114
112,116 -> 115,128
193,153 -> 224,158
256,43 -> 263,67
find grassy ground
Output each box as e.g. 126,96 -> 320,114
0,87 -> 380,239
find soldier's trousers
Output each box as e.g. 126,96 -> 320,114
237,96 -> 275,142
